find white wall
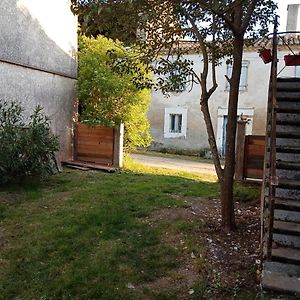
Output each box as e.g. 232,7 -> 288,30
148,49 -> 297,152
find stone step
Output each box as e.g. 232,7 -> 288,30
262,261 -> 300,294
276,119 -> 300,127
276,161 -> 300,171
267,161 -> 300,170
272,247 -> 300,265
277,91 -> 300,101
275,209 -> 300,223
268,146 -> 300,154
274,220 -> 300,236
278,77 -> 300,83
273,198 -> 300,211
275,107 -> 300,114
277,81 -> 300,92
273,233 -> 300,248
276,132 -> 300,139
278,179 -> 300,190
265,185 -> 300,200
277,190 -> 300,200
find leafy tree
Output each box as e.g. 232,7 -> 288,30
78,35 -> 152,149
72,0 -> 277,231
71,0 -> 139,44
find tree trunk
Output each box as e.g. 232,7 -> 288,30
201,100 -> 223,181
220,36 -> 244,231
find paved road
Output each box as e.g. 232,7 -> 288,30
131,153 -> 217,176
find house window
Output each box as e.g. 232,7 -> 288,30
169,114 -> 182,133
164,107 -> 187,138
226,61 -> 249,91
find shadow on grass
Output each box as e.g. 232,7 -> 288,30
0,163 -> 220,299
0,158 -> 259,299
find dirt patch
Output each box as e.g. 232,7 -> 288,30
139,197 -> 260,299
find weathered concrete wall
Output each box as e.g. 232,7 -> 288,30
0,0 -> 77,160
149,50 -> 296,152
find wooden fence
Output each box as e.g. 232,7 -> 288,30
243,135 -> 265,179
74,123 -> 123,167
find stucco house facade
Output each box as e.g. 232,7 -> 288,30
0,0 -> 77,161
148,3 -> 300,156
148,46 -> 298,156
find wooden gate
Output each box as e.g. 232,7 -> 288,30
243,135 -> 265,179
74,123 -> 114,166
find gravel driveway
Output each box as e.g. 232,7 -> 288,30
131,153 -> 217,176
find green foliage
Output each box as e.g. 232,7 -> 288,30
71,0 -> 140,44
78,35 -> 151,149
0,101 -> 59,184
234,182 -> 260,202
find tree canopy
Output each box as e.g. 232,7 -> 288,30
78,35 -> 152,149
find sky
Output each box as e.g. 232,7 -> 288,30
277,0 -> 300,31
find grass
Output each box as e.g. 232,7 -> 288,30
0,155 -> 258,299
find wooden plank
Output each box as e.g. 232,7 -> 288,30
247,161 -> 264,167
243,135 -> 265,179
77,153 -> 113,159
247,145 -> 265,156
62,160 -> 117,172
74,123 -> 114,166
76,150 -> 113,158
76,157 -> 112,165
246,168 -> 264,178
76,144 -> 113,152
77,131 -> 113,137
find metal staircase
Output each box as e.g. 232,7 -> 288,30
261,23 -> 300,296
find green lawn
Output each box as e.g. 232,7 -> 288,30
0,156 -> 258,299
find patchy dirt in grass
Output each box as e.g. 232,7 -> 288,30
138,197 -> 261,299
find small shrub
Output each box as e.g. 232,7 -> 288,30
199,147 -> 211,158
0,101 -> 59,184
233,182 -> 260,202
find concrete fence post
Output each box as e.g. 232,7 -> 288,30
113,124 -> 124,168
235,120 -> 247,180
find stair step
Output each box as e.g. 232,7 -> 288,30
277,119 -> 300,126
275,146 -> 300,154
273,233 -> 300,248
278,77 -> 300,83
274,220 -> 300,235
275,209 -> 300,222
266,197 -> 300,210
276,132 -> 300,139
278,179 -> 300,190
264,261 -> 300,275
277,91 -> 300,101
276,161 -> 300,170
272,247 -> 300,265
277,81 -> 300,92
262,270 -> 300,294
275,107 -> 300,114
274,198 -> 300,211
262,261 -> 300,294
